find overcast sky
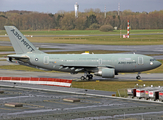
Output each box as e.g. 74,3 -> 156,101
0,0 -> 163,14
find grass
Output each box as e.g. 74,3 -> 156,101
72,81 -> 163,92
0,65 -> 62,73
0,46 -> 14,52
0,65 -> 44,72
0,29 -> 163,35
26,34 -> 163,45
1,34 -> 163,45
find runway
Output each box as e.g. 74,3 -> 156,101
1,41 -> 163,59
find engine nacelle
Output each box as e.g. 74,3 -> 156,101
7,57 -> 18,63
7,57 -> 12,62
94,68 -> 115,78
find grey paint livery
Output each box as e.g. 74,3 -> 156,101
5,26 -> 161,80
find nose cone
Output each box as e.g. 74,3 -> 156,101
155,61 -> 162,68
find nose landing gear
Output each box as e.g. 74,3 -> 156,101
136,72 -> 141,80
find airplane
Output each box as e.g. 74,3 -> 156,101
4,26 -> 162,80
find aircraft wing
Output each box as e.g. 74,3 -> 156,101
59,64 -> 115,72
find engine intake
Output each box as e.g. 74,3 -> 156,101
7,57 -> 12,62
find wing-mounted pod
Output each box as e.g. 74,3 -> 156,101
7,54 -> 30,64
94,67 -> 115,78
7,57 -> 12,62
7,57 -> 18,64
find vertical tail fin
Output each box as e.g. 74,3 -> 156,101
4,26 -> 44,54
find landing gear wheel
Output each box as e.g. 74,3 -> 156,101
86,76 -> 90,81
81,76 -> 85,80
136,76 -> 141,80
89,74 -> 93,80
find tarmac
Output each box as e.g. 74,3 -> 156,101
1,41 -> 163,59
0,82 -> 163,120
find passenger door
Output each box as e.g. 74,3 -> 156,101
44,56 -> 49,64
138,57 -> 143,65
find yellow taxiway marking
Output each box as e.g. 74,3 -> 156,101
138,80 -> 143,82
121,73 -> 125,75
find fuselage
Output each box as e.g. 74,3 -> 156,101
27,53 -> 161,73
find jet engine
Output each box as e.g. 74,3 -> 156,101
7,57 -> 13,62
94,68 -> 115,78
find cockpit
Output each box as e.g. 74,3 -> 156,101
150,59 -> 157,61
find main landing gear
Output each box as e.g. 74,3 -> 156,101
80,72 -> 93,81
136,72 -> 141,80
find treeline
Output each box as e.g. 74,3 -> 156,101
0,9 -> 163,30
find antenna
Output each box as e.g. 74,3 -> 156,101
118,3 -> 120,16
104,6 -> 106,18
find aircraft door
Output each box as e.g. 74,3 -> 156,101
44,56 -> 49,64
99,59 -> 102,65
138,57 -> 143,65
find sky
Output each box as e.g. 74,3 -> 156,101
0,0 -> 163,14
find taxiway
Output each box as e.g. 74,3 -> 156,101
0,82 -> 163,120
1,41 -> 163,59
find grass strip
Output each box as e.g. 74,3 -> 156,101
0,29 -> 163,35
72,81 -> 163,92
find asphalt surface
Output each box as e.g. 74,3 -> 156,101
0,82 -> 163,120
1,41 -> 163,59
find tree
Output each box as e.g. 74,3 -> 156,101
99,25 -> 113,32
85,14 -> 98,28
60,12 -> 75,30
89,23 -> 100,30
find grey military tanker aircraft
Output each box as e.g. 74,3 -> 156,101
5,26 -> 161,80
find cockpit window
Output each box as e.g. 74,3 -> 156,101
150,59 -> 156,61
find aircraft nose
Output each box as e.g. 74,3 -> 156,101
155,61 -> 162,68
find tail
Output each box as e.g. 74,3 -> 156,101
4,26 -> 44,54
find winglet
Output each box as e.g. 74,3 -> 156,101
4,26 -> 44,54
